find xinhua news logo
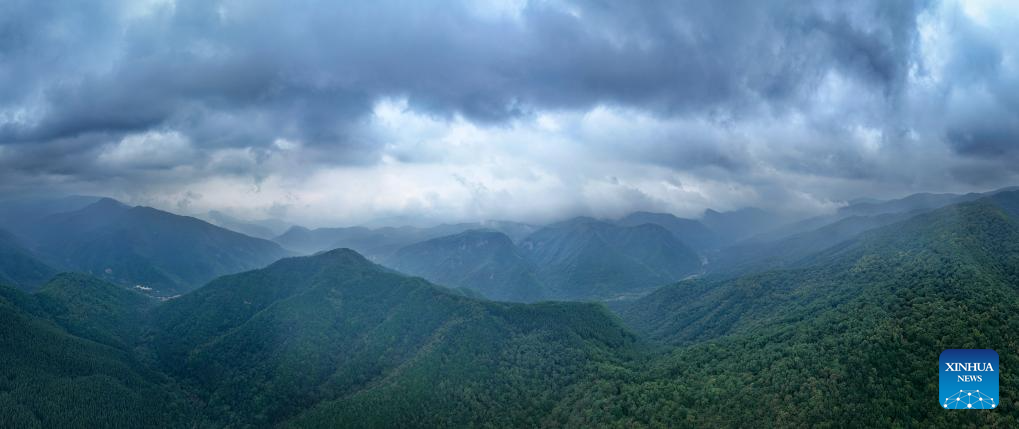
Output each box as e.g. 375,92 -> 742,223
940,349 -> 999,410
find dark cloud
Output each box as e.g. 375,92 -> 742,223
1,0 -> 1018,224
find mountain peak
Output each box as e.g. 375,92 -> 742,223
78,197 -> 131,215
310,247 -> 375,266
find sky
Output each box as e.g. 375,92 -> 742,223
1,0 -> 1018,227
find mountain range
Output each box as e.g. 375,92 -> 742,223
3,188 -> 1019,427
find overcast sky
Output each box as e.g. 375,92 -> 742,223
2,0 -> 1018,226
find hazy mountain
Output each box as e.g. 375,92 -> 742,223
203,210 -> 289,240
475,220 -> 541,242
0,195 -> 102,232
519,217 -> 701,300
275,225 -> 458,257
23,198 -> 292,295
0,229 -> 57,292
757,189 -> 1001,243
706,210 -> 920,275
700,207 -> 784,245
275,221 -> 537,259
385,229 -> 545,302
615,211 -> 719,250
150,249 -> 635,427
836,191 -> 979,217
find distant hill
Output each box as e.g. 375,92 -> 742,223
150,248 -> 636,427
700,207 -> 783,245
615,211 -> 719,250
519,217 -> 701,300
274,224 -> 468,257
22,198 -> 292,295
275,220 -> 537,259
203,210 -> 289,240
384,230 -> 545,302
705,210 -> 919,275
699,188 -> 1019,275
0,195 -> 102,232
0,229 -> 57,292
754,188 -> 1010,243
836,191 -> 979,217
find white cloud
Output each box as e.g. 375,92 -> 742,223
97,131 -> 195,169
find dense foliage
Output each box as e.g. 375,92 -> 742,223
150,249 -> 639,427
0,280 -> 197,428
609,198 -> 1019,427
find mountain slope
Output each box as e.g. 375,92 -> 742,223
0,281 -> 196,428
706,210 -> 918,276
0,195 -> 102,233
24,199 -> 291,295
34,273 -> 156,350
595,196 -> 1019,427
520,217 -> 701,300
385,230 -> 545,302
150,249 -> 637,427
0,229 -> 57,291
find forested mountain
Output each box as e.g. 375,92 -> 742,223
519,217 -> 701,300
384,230 -> 546,302
273,224 -> 478,257
0,279 -> 198,428
34,273 -> 157,350
0,229 -> 57,291
602,195 -> 1019,427
150,249 -> 637,427
615,211 -> 719,250
19,198 -> 292,295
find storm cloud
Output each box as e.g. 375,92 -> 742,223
1,0 -> 1018,226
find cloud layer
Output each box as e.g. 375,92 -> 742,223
1,0 -> 1018,226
